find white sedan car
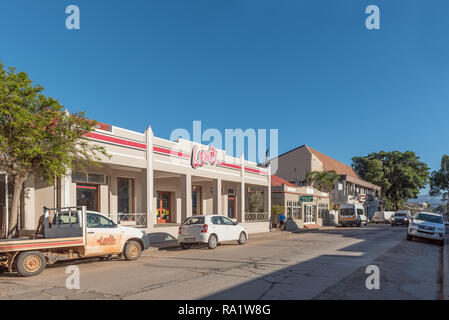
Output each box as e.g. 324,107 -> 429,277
407,212 -> 447,246
178,215 -> 248,249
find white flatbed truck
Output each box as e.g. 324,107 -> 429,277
0,206 -> 149,276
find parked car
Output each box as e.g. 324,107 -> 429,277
372,211 -> 395,224
338,204 -> 367,227
391,210 -> 410,226
178,215 -> 248,249
407,212 -> 447,246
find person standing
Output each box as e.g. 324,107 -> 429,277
278,212 -> 286,231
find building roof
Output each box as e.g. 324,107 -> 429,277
305,146 -> 359,179
271,174 -> 297,188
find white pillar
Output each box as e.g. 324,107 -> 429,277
64,170 -> 71,207
214,178 -> 222,215
146,126 -> 154,228
240,154 -> 245,223
181,173 -> 192,222
23,175 -> 35,230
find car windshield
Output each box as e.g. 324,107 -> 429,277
183,216 -> 205,226
395,213 -> 407,217
340,208 -> 355,216
415,213 -> 443,224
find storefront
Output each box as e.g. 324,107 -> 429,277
271,175 -> 329,229
15,123 -> 271,239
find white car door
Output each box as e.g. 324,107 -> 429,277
210,216 -> 228,242
221,216 -> 240,241
85,212 -> 123,256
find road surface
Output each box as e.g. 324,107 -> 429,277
0,224 -> 445,300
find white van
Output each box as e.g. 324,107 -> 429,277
339,204 -> 367,227
372,211 -> 395,224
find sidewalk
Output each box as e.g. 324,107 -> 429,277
147,225 -> 338,252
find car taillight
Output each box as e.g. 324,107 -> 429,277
178,226 -> 182,235
201,224 -> 208,233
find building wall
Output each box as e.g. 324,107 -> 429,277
274,146 -> 323,185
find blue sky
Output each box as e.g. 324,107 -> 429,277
1,1 -> 448,193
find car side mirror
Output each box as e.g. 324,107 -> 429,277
234,221 -> 239,225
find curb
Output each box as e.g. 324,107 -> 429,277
145,226 -> 338,252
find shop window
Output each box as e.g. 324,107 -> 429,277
192,185 -> 202,215
76,184 -> 99,212
249,191 -> 264,213
117,178 -> 134,214
293,202 -> 302,220
72,172 -> 105,184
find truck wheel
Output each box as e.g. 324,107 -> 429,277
124,240 -> 142,261
238,232 -> 247,245
16,251 -> 46,277
208,235 -> 218,249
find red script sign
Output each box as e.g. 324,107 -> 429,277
191,145 -> 218,168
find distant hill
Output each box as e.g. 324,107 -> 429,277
408,195 -> 443,208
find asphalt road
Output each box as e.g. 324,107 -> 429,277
0,224 -> 445,300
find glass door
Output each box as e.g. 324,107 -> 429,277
192,185 -> 202,215
228,197 -> 236,219
304,205 -> 315,224
157,192 -> 171,223
76,184 -> 99,211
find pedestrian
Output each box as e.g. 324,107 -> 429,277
278,212 -> 286,231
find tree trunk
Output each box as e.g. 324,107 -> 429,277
7,174 -> 28,239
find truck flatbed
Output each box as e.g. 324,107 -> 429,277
0,237 -> 84,253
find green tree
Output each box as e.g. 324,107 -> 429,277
434,204 -> 447,213
352,151 -> 429,211
0,63 -> 108,238
271,204 -> 284,223
305,170 -> 340,195
429,155 -> 449,214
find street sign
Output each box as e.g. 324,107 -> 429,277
300,195 -> 313,202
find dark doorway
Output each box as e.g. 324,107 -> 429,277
76,184 -> 99,211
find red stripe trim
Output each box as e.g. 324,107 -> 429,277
0,240 -> 84,250
245,167 -> 268,175
217,162 -> 241,170
153,146 -> 190,158
85,132 -> 147,150
76,185 -> 97,190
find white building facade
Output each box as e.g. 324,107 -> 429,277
1,123 -> 271,240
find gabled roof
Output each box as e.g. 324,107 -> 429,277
306,146 -> 359,179
271,175 -> 297,188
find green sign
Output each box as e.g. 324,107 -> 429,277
300,195 -> 313,202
